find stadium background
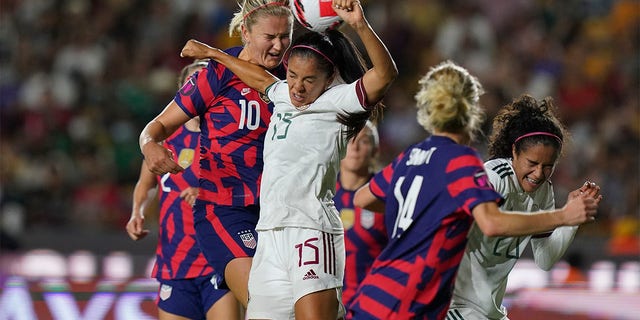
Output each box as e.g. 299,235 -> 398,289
0,0 -> 638,319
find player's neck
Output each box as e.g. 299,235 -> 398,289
339,169 -> 370,191
433,131 -> 469,145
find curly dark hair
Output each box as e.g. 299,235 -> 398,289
488,94 -> 568,160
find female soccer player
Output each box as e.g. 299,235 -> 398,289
348,61 -> 599,320
139,0 -> 293,308
335,121 -> 388,309
447,94 -> 602,320
127,60 -> 239,319
180,0 -> 397,318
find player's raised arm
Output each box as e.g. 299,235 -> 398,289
181,39 -> 278,94
333,0 -> 397,105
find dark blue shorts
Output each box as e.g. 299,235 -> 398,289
193,202 -> 259,288
156,275 -> 229,319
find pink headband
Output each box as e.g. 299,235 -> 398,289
243,2 -> 285,21
289,45 -> 335,67
514,131 -> 562,146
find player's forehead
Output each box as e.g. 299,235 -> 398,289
247,14 -> 291,36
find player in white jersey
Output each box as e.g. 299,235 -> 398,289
447,94 -> 602,320
180,1 -> 397,318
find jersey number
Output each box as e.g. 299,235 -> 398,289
492,237 -> 522,259
295,237 -> 319,267
238,100 -> 261,130
391,176 -> 423,238
160,173 -> 171,192
271,112 -> 293,140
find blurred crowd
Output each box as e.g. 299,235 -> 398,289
1,0 -> 638,258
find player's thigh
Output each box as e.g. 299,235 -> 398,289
157,274 -> 229,320
246,229 -> 295,319
295,288 -> 343,320
224,256 -> 252,307
158,308 -> 192,320
206,291 -> 241,320
288,228 -> 345,319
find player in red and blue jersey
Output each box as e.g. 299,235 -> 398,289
348,61 -> 599,320
139,1 -> 293,308
128,60 -> 239,319
335,121 -> 388,309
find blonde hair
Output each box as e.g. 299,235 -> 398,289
414,60 -> 485,142
228,0 -> 292,38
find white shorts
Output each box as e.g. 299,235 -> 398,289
246,227 -> 345,319
446,307 -> 510,320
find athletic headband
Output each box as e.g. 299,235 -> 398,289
514,131 -> 562,146
290,45 -> 335,68
243,2 -> 285,21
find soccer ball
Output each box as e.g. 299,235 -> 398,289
291,0 -> 343,33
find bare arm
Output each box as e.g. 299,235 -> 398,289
139,101 -> 191,175
334,0 -> 398,105
472,195 -> 598,237
181,39 -> 278,94
126,161 -> 158,240
353,182 -> 386,213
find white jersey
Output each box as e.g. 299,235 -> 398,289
257,79 -> 368,234
449,158 -> 578,320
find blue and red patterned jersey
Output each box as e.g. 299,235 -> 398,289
154,125 -> 213,280
174,47 -> 284,207
335,173 -> 387,308
347,136 -> 502,320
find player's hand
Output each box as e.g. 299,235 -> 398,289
126,214 -> 149,241
180,187 -> 199,206
333,0 -> 364,26
560,196 -> 598,226
181,39 -> 219,60
568,181 -> 603,205
142,142 -> 184,175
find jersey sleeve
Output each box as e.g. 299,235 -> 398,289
483,160 -> 509,197
330,79 -> 368,114
531,226 -> 579,270
174,61 -> 226,118
369,150 -> 406,201
336,78 -> 369,112
266,79 -> 287,103
447,149 -> 503,215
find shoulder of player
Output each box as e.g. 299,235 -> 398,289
484,158 -> 514,179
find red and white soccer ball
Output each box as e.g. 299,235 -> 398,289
291,0 -> 343,33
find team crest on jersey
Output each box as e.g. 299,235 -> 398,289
159,284 -> 172,301
180,77 -> 197,96
360,209 -> 375,229
238,230 -> 257,249
340,209 -> 355,230
178,148 -> 195,168
473,170 -> 490,188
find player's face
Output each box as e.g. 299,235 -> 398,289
341,127 -> 377,173
243,15 -> 292,70
512,143 -> 558,193
286,56 -> 333,108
